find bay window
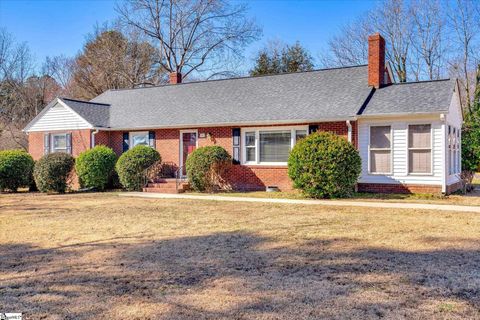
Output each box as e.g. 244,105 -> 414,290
369,126 -> 392,174
408,124 -> 432,174
242,127 -> 308,164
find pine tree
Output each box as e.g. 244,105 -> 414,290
250,41 -> 314,76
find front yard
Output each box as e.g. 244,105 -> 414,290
1,193 -> 479,319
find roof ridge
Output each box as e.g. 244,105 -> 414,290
107,64 -> 368,92
387,78 -> 451,86
61,97 -> 111,106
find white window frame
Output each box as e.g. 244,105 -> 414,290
367,125 -> 393,175
241,125 -> 308,166
407,123 -> 433,176
129,131 -> 149,149
51,133 -> 68,153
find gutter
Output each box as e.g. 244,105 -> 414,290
91,129 -> 99,148
346,120 -> 352,143
440,113 -> 447,194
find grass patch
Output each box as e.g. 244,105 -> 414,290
0,192 -> 479,319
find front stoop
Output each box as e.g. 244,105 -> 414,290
142,178 -> 189,194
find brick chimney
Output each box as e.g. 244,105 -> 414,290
368,33 -> 385,88
169,72 -> 182,84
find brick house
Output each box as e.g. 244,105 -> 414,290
24,33 -> 463,194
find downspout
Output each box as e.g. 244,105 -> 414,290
91,129 -> 99,148
440,114 -> 447,194
346,120 -> 352,143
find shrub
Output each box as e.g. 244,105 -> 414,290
288,132 -> 361,198
34,153 -> 75,193
0,150 -> 34,192
115,145 -> 161,191
75,146 -> 117,190
185,146 -> 232,192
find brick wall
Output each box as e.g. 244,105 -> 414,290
28,129 -> 91,160
357,183 -> 442,194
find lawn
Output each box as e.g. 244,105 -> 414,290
0,193 -> 479,319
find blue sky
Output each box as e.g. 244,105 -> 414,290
0,0 -> 375,72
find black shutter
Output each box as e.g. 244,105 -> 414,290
44,133 -> 50,155
149,131 -> 156,148
232,128 -> 240,164
122,132 -> 129,152
66,133 -> 72,154
308,125 -> 319,134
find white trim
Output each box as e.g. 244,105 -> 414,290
179,129 -> 198,174
367,124 -> 393,175
240,125 -> 308,166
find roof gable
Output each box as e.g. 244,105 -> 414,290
24,98 -> 94,132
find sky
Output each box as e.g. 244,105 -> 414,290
0,0 -> 376,72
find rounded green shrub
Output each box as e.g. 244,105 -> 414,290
288,132 -> 361,198
115,145 -> 161,191
185,146 -> 231,192
33,153 -> 75,193
0,149 -> 34,192
75,146 -> 117,190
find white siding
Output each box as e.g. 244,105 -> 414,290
358,116 -> 443,185
446,86 -> 463,185
27,102 -> 92,132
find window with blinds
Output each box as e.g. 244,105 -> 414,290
369,126 -> 392,174
408,124 -> 432,174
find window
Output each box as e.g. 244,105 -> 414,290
259,130 -> 291,162
242,127 -> 308,164
408,124 -> 432,174
369,126 -> 391,174
51,134 -> 69,153
245,132 -> 256,162
129,131 -> 149,148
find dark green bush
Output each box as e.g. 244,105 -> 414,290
33,153 -> 75,193
115,145 -> 161,191
185,146 -> 231,192
288,132 -> 361,198
0,149 -> 34,192
75,146 -> 117,190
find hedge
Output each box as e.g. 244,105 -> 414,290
75,146 -> 117,190
288,132 -> 361,198
115,145 -> 161,191
185,146 -> 231,192
0,149 -> 34,192
33,153 -> 75,193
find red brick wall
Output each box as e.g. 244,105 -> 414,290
28,129 -> 91,160
357,183 -> 442,194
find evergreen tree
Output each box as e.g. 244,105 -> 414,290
250,41 -> 314,76
461,64 -> 480,190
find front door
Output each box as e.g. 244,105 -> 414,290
180,130 -> 197,176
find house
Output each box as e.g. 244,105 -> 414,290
24,33 -> 463,194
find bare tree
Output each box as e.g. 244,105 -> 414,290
116,0 -> 261,79
410,0 -> 446,81
71,27 -> 164,100
447,0 -> 480,112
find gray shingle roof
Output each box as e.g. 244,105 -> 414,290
60,98 -> 110,127
90,65 -> 371,129
54,66 -> 455,129
360,79 -> 455,116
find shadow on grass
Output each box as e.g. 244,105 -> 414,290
1,233 -> 479,319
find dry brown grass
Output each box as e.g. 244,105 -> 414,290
0,192 -> 479,319
191,189 -> 480,206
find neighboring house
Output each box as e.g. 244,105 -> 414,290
24,33 -> 463,194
